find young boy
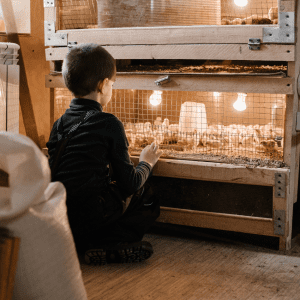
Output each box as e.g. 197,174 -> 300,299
46,43 -> 162,265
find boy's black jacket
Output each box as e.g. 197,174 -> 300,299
46,98 -> 151,197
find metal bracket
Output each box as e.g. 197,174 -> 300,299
248,38 -> 261,50
275,173 -> 286,198
274,210 -> 285,235
44,21 -> 55,34
263,12 -> 295,43
68,41 -> 78,47
45,33 -> 68,47
44,0 -> 55,7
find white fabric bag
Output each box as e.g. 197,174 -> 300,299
0,132 -> 88,300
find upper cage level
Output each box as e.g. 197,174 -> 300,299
58,0 -> 278,30
44,0 -> 296,60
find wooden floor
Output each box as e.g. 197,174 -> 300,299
79,221 -> 300,300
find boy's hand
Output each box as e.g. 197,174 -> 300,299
139,142 -> 162,168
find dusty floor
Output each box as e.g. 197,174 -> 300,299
80,220 -> 300,300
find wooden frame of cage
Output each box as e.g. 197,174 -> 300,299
44,0 -> 296,58
44,0 -> 300,251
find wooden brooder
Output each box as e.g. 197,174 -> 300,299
44,0 -> 300,250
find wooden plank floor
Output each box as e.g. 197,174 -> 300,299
79,222 -> 300,300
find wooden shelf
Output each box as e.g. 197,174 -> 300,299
130,156 -> 290,187
45,73 -> 294,94
57,25 -> 278,45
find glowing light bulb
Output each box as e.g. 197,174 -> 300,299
234,0 -> 248,7
213,92 -> 220,97
233,93 -> 247,111
149,90 -> 163,106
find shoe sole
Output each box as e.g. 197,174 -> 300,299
84,241 -> 153,265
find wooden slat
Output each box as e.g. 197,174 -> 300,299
114,75 -> 294,94
58,25 -> 272,45
158,207 -> 275,237
45,73 -> 294,94
286,63 -> 300,204
283,95 -> 295,166
0,237 -> 13,300
291,0 -> 300,204
45,44 -> 295,61
131,157 -> 289,187
5,237 -> 20,300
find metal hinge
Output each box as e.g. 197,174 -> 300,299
155,76 -> 171,86
274,210 -> 285,235
44,0 -> 55,7
248,38 -> 261,50
275,173 -> 286,198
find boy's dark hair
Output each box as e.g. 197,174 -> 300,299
62,43 -> 116,97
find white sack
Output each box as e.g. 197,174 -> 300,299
0,132 -> 88,300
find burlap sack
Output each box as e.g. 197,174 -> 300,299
0,132 -> 87,300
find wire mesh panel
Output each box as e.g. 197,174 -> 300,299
57,0 -> 278,30
58,0 -> 98,30
54,88 -> 286,166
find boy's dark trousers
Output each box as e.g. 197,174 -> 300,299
66,182 -> 160,254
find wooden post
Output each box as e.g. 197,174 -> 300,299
6,0 -> 51,148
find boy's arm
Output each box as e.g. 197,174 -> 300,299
107,118 -> 152,195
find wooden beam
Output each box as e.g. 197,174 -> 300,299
131,157 -> 290,187
291,0 -> 300,205
11,0 -> 51,148
157,207 -> 275,237
279,0 -> 300,251
57,25 -> 273,45
45,44 -> 295,62
45,73 -> 294,94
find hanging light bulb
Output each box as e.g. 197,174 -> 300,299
233,93 -> 247,111
234,0 -> 248,7
149,90 -> 163,106
213,92 -> 220,97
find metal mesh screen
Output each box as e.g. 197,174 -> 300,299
57,0 -> 278,30
58,0 -> 98,30
54,88 -> 285,165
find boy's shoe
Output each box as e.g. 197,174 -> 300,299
84,241 -> 153,265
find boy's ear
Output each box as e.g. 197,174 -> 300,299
97,78 -> 109,93
97,80 -> 104,94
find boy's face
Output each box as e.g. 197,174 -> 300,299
98,68 -> 116,107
